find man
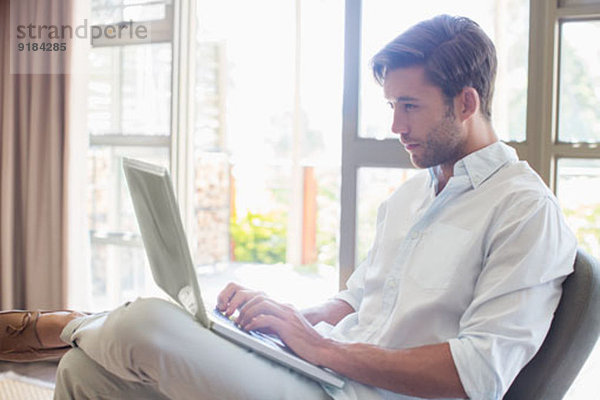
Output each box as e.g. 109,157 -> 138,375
0,15 -> 576,400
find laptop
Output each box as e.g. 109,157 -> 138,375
122,157 -> 345,389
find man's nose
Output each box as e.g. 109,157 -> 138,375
391,109 -> 408,135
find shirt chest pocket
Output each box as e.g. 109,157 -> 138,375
407,223 -> 474,290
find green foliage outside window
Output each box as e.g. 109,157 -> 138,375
230,211 -> 287,264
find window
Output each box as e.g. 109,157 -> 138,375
552,2 -> 600,397
191,0 -> 343,306
85,0 -> 343,311
87,0 -> 173,310
558,21 -> 600,143
190,0 -> 344,307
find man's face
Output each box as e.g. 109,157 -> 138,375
383,66 -> 467,169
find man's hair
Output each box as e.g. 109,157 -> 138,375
371,15 -> 497,120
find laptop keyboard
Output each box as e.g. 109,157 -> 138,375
211,309 -> 288,351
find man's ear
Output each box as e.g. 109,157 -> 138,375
456,87 -> 479,122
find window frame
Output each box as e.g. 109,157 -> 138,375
527,0 -> 600,192
339,1 -> 413,286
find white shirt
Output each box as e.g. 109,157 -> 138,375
319,142 -> 577,400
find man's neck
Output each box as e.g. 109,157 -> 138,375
432,165 -> 453,195
433,120 -> 498,195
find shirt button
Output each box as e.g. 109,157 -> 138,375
410,232 -> 419,240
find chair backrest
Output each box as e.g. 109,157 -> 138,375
504,248 -> 600,400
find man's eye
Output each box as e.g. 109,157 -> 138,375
404,104 -> 416,111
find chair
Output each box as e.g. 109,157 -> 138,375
504,248 -> 600,400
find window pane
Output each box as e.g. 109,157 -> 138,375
558,21 -> 600,143
88,43 -> 172,136
88,146 -> 169,233
313,166 -> 341,268
356,168 -> 420,264
92,0 -> 169,25
194,0 -> 295,266
87,145 -> 170,310
556,158 -> 600,400
191,152 -> 230,265
122,4 -> 166,21
85,0 -> 174,311
556,158 -> 600,259
360,0 -> 529,142
299,0 -> 344,165
89,241 -> 164,311
193,0 -> 343,277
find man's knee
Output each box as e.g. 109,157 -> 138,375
98,298 -> 191,364
62,297 -> 197,386
104,298 -> 179,344
55,348 -> 102,399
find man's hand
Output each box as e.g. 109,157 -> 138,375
215,282 -> 329,365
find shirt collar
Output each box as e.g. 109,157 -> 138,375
428,141 -> 519,189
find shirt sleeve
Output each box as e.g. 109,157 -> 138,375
333,259 -> 367,311
448,194 -> 577,400
333,200 -> 389,311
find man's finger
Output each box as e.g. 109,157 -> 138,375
216,282 -> 242,311
225,289 -> 268,317
243,313 -> 284,335
237,297 -> 286,327
225,290 -> 252,316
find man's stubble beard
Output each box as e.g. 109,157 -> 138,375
411,114 -> 466,170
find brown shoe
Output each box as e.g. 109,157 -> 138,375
0,310 -> 72,362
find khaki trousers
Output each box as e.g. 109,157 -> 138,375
54,298 -> 332,400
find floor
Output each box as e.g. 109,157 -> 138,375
0,360 -> 58,384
